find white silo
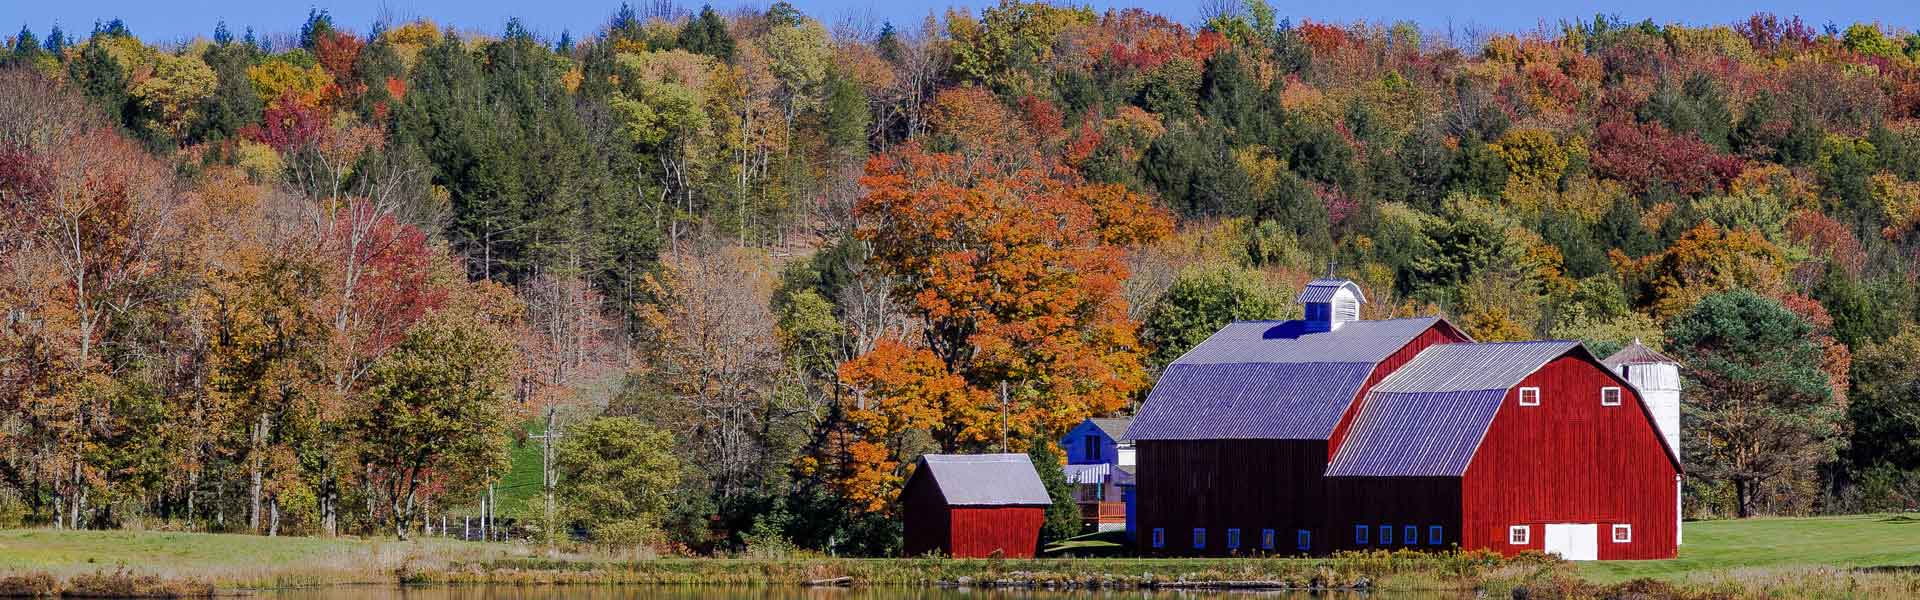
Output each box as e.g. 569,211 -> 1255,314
1603,339 -> 1682,544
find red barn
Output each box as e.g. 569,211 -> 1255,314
901,454 -> 1052,558
1128,279 -> 1680,560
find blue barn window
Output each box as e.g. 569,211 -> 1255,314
1404,525 -> 1418,545
1297,529 -> 1312,552
1380,525 -> 1393,545
1151,528 -> 1165,548
1226,528 -> 1241,549
1261,528 -> 1275,550
1429,526 -> 1443,545
1193,528 -> 1206,549
1354,525 -> 1368,545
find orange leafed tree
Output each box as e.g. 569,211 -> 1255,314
833,90 -> 1170,512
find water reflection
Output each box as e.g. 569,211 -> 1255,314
262,586 -> 1471,600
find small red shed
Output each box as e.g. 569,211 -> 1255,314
902,453 -> 1053,558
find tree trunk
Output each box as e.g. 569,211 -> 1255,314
1735,478 -> 1753,518
249,413 -> 265,534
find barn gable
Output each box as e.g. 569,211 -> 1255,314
1327,341 -> 1681,478
911,454 -> 1052,506
1128,317 -> 1449,440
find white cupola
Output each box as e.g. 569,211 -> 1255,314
1296,278 -> 1365,332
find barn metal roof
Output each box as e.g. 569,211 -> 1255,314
1325,389 -> 1508,477
1088,417 -> 1134,442
1064,463 -> 1110,485
1296,278 -> 1368,304
1371,341 -> 1582,394
1128,318 -> 1444,441
1327,342 -> 1579,477
915,454 -> 1053,506
1602,339 -> 1680,368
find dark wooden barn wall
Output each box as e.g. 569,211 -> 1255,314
1461,355 -> 1679,559
1326,323 -> 1471,459
900,468 -> 951,557
1134,439 -> 1329,556
1322,477 -> 1462,552
948,507 -> 1045,558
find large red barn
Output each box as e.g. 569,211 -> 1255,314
901,454 -> 1052,558
1127,279 -> 1680,560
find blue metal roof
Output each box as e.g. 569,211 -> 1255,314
1371,341 -> 1581,394
1325,389 -> 1507,477
1295,278 -> 1368,304
1327,341 -> 1579,477
1129,318 -> 1444,441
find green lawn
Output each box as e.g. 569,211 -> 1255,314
1580,513 -> 1920,582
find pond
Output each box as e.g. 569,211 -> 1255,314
258,586 -> 1478,600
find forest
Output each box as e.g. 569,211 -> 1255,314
2,1 -> 1919,556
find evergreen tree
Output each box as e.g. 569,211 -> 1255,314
678,6 -> 735,61
299,8 -> 335,51
44,24 -> 65,53
1028,437 -> 1081,547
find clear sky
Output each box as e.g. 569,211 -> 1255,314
6,0 -> 1919,45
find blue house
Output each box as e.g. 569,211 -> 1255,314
1060,417 -> 1135,534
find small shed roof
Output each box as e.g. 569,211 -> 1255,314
914,454 -> 1053,506
1602,339 -> 1680,368
1296,278 -> 1368,304
1128,318 -> 1450,441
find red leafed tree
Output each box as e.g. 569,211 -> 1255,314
834,133 -> 1170,512
1590,119 -> 1743,195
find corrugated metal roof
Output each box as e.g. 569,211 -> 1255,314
1325,389 -> 1507,477
916,454 -> 1053,506
1089,417 -> 1133,441
1602,339 -> 1680,368
1372,341 -> 1581,394
1295,278 -> 1367,304
1172,318 -> 1441,365
1128,362 -> 1378,440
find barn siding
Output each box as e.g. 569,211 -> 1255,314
1134,439 -> 1328,556
1326,323 -> 1470,459
948,507 -> 1046,558
1323,477 -> 1462,553
900,468 -> 951,557
1461,355 -> 1679,559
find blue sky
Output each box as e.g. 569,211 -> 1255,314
6,1 -> 1918,44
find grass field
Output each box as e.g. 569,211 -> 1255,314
1580,513 -> 1920,582
0,529 -> 518,588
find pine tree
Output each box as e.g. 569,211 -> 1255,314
678,6 -> 735,61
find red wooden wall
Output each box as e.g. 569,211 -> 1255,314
948,507 -> 1045,558
1460,355 -> 1679,559
901,468 -> 951,557
1326,322 -> 1472,460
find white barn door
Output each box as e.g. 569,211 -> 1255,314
1543,524 -> 1598,561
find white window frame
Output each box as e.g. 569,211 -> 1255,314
1518,387 -> 1541,406
1152,528 -> 1165,548
1613,524 -> 1632,543
1509,525 -> 1530,545
1601,386 -> 1622,407
1296,529 -> 1311,552
1193,528 -> 1206,549
1428,525 -> 1443,545
1355,524 -> 1369,545
1226,528 -> 1241,549
1261,528 -> 1276,550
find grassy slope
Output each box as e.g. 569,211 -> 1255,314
0,529 -> 517,587
1580,514 -> 1920,582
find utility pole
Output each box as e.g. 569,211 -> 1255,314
530,405 -> 562,552
999,381 -> 1009,452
